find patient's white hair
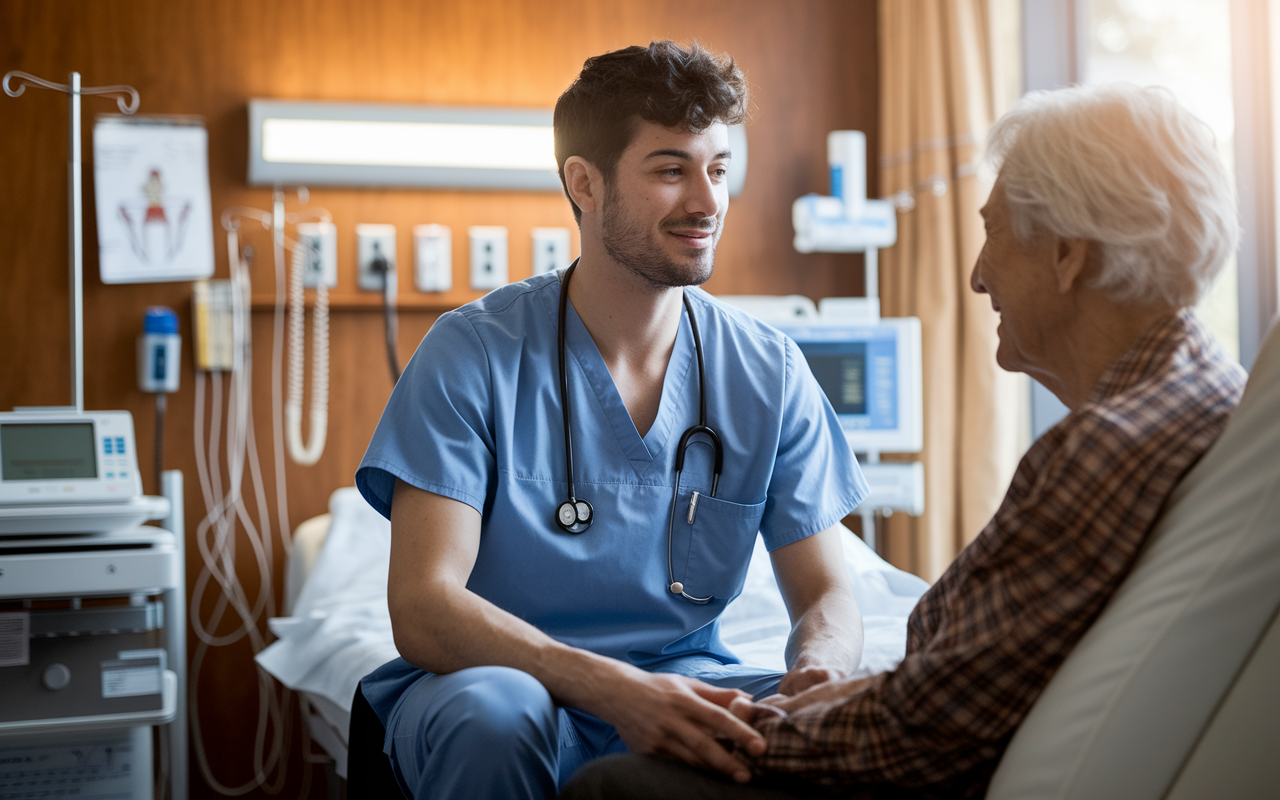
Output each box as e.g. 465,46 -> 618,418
987,83 -> 1237,307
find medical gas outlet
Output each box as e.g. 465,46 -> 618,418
469,226 -> 509,290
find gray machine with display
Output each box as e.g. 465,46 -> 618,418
0,408 -> 185,800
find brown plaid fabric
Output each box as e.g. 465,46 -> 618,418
751,310 -> 1247,798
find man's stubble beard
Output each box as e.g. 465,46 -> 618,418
601,184 -> 719,290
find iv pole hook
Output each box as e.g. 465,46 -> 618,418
3,70 -> 140,114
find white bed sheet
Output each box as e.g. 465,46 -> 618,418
257,487 -> 928,743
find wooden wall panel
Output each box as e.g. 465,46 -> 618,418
0,1 -> 878,796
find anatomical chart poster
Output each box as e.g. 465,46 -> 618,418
94,116 -> 214,283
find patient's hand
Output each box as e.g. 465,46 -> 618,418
730,674 -> 873,727
777,665 -> 840,696
761,674 -> 871,715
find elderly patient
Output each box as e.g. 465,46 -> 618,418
559,83 -> 1249,800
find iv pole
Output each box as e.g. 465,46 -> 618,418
0,70 -> 190,800
2,70 -> 139,412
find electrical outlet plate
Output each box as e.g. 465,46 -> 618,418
356,224 -> 397,292
469,226 -> 508,290
296,221 -> 337,289
531,227 -> 572,276
414,224 -> 452,292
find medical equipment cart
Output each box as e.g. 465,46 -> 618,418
0,456 -> 187,800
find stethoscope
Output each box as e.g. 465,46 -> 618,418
555,260 -> 724,603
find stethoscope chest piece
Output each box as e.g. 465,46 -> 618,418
555,498 -> 593,534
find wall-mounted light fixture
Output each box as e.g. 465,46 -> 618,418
248,99 -> 747,196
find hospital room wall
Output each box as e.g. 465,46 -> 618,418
0,0 -> 879,796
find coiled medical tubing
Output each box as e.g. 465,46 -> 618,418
285,224 -> 329,465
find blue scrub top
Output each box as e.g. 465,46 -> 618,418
357,271 -> 866,668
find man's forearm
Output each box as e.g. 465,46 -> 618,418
770,525 -> 864,693
784,589 -> 864,675
392,576 -> 635,712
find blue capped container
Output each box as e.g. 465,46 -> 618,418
138,306 -> 181,392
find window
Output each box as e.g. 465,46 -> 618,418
1022,0 -> 1280,440
1086,0 -> 1240,360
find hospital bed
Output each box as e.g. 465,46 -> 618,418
257,489 -> 931,783
258,318 -> 1280,798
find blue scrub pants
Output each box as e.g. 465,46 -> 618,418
381,658 -> 784,800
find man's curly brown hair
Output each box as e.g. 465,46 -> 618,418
553,40 -> 749,222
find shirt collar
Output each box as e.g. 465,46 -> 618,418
1085,307 -> 1205,405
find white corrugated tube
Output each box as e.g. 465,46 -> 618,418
285,239 -> 329,465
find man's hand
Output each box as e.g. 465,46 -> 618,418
728,694 -> 788,726
589,669 -> 767,783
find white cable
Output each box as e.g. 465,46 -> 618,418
271,190 -> 292,547
187,223 -> 297,796
285,239 -> 329,465
190,286 -> 281,797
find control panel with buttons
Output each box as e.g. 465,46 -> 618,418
0,410 -> 142,505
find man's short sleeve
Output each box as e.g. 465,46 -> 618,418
355,312 -> 497,519
758,338 -> 868,550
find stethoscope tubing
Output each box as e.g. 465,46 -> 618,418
555,260 -> 721,603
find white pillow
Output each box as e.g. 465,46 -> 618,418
987,320 -> 1280,800
255,488 -> 400,714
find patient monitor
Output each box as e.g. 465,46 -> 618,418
719,291 -> 927,532
779,319 -> 923,454
780,319 -> 925,521
0,409 -> 168,535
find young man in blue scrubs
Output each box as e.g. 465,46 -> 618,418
354,40 -> 869,800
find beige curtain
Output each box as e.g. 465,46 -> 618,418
877,0 -> 1024,581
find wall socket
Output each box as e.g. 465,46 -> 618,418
531,227 -> 572,276
296,221 -> 337,289
356,224 -> 397,292
469,226 -> 508,290
414,224 -> 452,292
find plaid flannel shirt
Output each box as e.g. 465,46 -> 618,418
751,310 -> 1247,798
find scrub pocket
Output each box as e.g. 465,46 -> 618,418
677,494 -> 766,601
